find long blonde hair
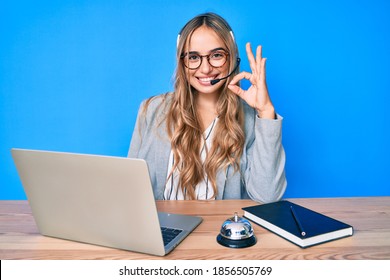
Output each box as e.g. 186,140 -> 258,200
164,13 -> 245,199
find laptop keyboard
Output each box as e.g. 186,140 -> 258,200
161,227 -> 183,246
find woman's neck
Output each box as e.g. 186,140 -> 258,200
195,92 -> 219,131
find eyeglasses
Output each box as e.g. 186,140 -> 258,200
181,48 -> 229,70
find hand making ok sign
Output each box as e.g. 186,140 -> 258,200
228,43 -> 276,119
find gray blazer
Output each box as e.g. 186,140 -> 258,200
128,94 -> 286,203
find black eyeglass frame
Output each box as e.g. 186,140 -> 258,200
180,48 -> 230,70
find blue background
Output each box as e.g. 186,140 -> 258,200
1,0 -> 389,199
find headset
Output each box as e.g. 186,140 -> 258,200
177,30 -> 241,85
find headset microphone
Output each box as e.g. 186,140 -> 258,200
210,58 -> 241,85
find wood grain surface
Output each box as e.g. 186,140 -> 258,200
1,197 -> 389,260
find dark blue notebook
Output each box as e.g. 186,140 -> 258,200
242,200 -> 353,248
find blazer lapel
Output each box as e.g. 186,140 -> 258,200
216,167 -> 229,200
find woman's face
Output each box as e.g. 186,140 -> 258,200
184,26 -> 230,96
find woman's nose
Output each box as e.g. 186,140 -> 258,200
198,57 -> 213,73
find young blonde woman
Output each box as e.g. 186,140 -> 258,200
128,13 -> 286,203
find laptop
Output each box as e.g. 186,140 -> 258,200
11,148 -> 202,256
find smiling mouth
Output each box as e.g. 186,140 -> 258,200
197,76 -> 218,85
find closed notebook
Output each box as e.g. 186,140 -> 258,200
242,200 -> 353,248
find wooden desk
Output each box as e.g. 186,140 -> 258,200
1,197 -> 389,260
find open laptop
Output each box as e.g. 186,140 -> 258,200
11,148 -> 202,256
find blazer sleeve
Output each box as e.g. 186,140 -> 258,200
128,101 -> 146,158
244,114 -> 287,203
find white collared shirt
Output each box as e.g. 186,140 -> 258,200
164,118 -> 218,200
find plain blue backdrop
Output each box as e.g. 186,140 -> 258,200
1,0 -> 389,199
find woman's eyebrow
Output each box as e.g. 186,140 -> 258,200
187,47 -> 227,55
